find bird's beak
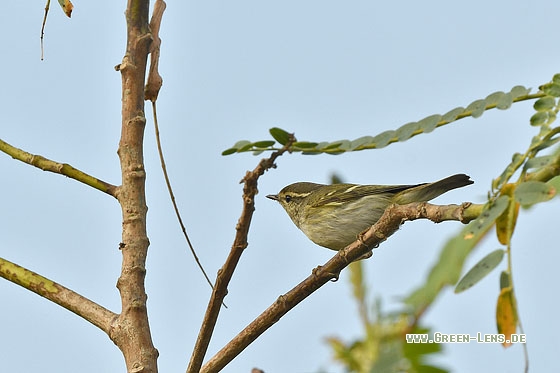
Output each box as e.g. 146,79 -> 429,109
266,194 -> 279,201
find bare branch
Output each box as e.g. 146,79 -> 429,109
145,0 -> 166,102
0,138 -> 118,197
200,201 -> 481,372
110,1 -> 158,372
187,135 -> 296,373
150,102 -> 219,303
0,256 -> 117,333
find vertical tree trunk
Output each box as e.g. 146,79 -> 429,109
111,1 -> 159,372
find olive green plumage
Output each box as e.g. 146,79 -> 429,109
267,174 -> 473,250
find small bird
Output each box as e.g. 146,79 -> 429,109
267,174 -> 473,250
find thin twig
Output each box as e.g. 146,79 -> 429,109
187,135 -> 296,373
40,0 -> 73,60
144,0 -> 219,302
151,102 -> 219,302
40,0 -> 51,60
0,138 -> 118,197
0,256 -> 117,334
200,201 -> 480,372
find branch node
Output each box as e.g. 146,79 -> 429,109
329,273 -> 340,282
458,202 -> 473,223
311,265 -> 323,277
131,362 -> 145,373
417,201 -> 428,219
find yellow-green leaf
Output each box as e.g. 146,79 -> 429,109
371,130 -> 396,149
466,99 -> 486,118
499,271 -> 510,289
495,185 -> 518,245
441,107 -> 464,122
396,122 -> 420,141
404,196 -> 509,311
513,180 -> 556,206
524,155 -> 556,171
58,0 -> 73,17
530,111 -> 550,126
496,287 -> 517,348
541,82 -> 560,97
533,96 -> 556,112
485,91 -> 505,106
454,249 -> 505,293
496,92 -> 513,110
510,85 -> 531,98
547,175 -> 560,196
462,196 -> 510,241
350,136 -> 374,150
417,114 -> 442,133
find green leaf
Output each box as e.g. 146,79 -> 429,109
492,153 -> 525,190
497,92 -> 513,110
547,175 -> 560,196
396,122 -> 420,141
221,139 -> 251,155
238,142 -> 253,152
403,326 -> 448,373
221,147 -> 238,156
233,140 -> 251,148
350,136 -> 374,150
441,107 -> 464,122
534,132 -> 560,152
338,140 -> 351,150
462,196 -> 510,241
323,141 -> 344,150
485,91 -> 506,107
541,82 -> 560,97
326,150 -> 346,155
314,141 -> 330,149
252,140 -> 275,148
533,97 -> 556,112
510,85 -> 531,98
514,180 -> 556,206
523,155 -> 555,171
371,130 -> 396,149
454,249 -> 505,293
499,271 -> 511,289
404,196 -> 509,312
466,99 -> 486,118
269,127 -> 291,145
417,114 -> 442,133
293,141 -> 319,149
530,111 -> 550,126
349,261 -> 368,323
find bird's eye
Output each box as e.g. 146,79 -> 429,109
284,195 -> 292,203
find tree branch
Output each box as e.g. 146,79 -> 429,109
0,256 -> 117,333
200,201 -> 482,372
0,138 -> 117,197
110,1 -> 158,372
144,0 -> 165,102
187,136 -> 296,373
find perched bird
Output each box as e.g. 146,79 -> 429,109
267,174 -> 473,250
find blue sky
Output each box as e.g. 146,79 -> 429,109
1,1 -> 559,372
